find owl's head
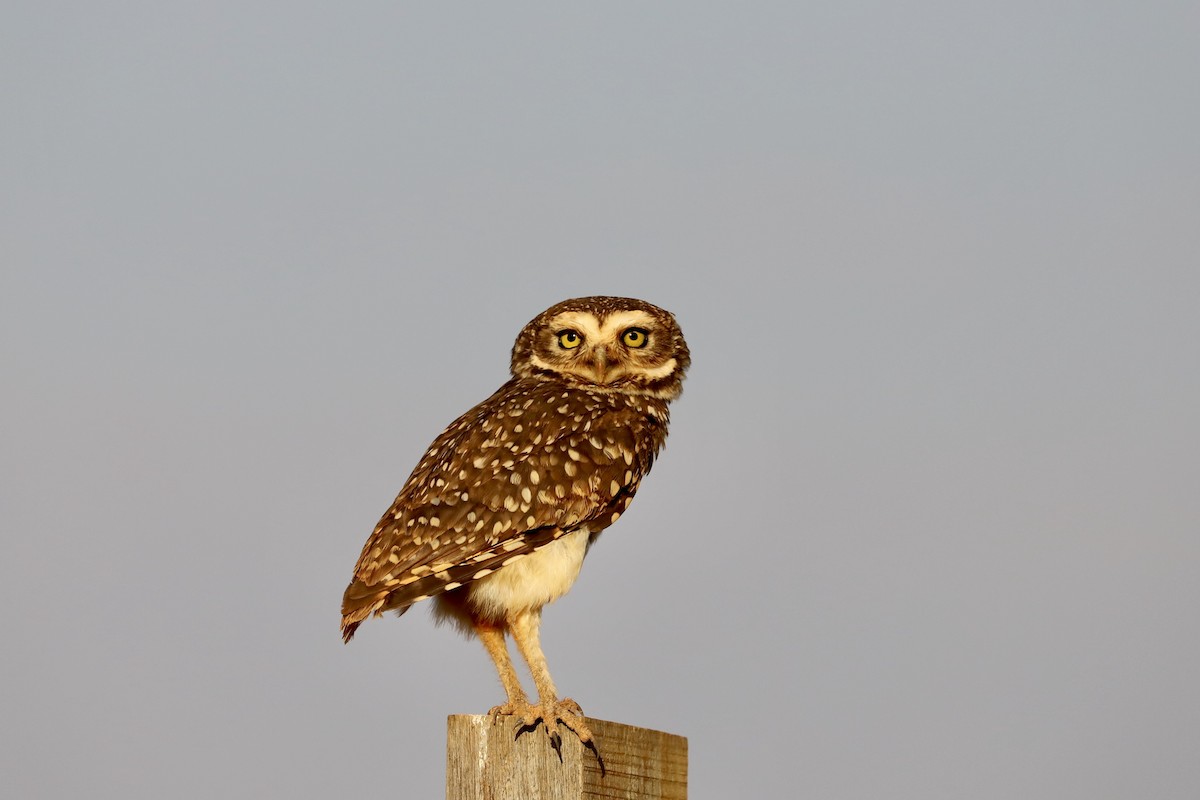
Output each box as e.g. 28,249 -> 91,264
510,296 -> 690,400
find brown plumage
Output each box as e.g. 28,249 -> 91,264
341,296 -> 689,757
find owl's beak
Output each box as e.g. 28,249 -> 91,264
592,344 -> 610,383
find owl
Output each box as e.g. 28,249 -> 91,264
341,296 -> 689,757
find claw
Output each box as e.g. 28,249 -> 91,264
583,737 -> 606,777
488,702 -> 521,717
491,698 -> 605,773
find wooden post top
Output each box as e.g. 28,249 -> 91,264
446,714 -> 687,800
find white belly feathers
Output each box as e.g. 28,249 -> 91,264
466,528 -> 591,619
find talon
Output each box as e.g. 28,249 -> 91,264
494,698 -> 604,772
585,739 -> 606,777
514,715 -> 540,738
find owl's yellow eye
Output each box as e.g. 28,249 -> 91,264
557,330 -> 583,349
621,328 -> 648,348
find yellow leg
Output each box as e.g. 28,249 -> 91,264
507,609 -> 558,707
507,608 -> 599,765
473,620 -> 528,713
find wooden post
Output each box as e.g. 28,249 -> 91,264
446,714 -> 687,800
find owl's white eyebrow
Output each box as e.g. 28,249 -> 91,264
546,311 -> 603,341
599,310 -> 657,337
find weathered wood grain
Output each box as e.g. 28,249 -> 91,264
447,714 -> 687,800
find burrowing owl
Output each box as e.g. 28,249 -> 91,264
341,296 -> 689,755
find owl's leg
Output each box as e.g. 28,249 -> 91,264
472,620 -> 529,714
507,608 -> 601,767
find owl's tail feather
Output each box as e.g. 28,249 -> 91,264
341,618 -> 363,643
341,579 -> 395,643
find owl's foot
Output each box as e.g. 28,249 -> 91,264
487,701 -> 527,717
498,698 -> 605,774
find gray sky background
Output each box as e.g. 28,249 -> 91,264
3,3 -> 1198,799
